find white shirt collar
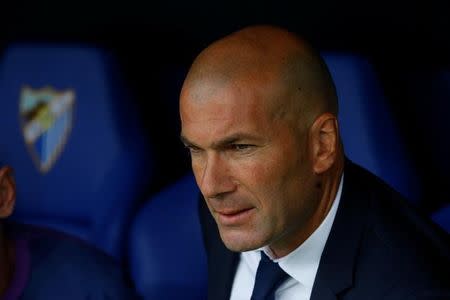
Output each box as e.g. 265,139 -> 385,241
241,173 -> 344,289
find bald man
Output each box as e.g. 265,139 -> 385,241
180,26 -> 450,300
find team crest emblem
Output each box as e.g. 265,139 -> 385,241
20,86 -> 75,173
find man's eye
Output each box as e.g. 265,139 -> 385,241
231,144 -> 253,151
185,145 -> 202,155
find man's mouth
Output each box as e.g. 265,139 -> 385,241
215,207 -> 255,226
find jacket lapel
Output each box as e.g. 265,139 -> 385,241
311,160 -> 370,299
310,278 -> 338,300
207,243 -> 239,300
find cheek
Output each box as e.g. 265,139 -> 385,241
191,159 -> 202,178
190,155 -> 206,177
248,145 -> 308,213
232,152 -> 291,205
232,154 -> 275,183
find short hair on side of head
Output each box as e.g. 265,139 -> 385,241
276,43 -> 338,132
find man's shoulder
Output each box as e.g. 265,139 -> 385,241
343,161 -> 450,296
7,222 -> 116,267
31,229 -> 109,261
7,223 -> 137,299
348,162 -> 450,255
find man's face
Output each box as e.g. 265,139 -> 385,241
180,76 -> 319,255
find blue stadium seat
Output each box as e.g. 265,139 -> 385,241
432,204 -> 450,233
324,53 -> 422,203
406,69 -> 450,173
127,52 -> 421,297
128,174 -> 207,299
403,69 -> 450,230
0,44 -> 153,259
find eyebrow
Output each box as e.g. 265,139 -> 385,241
180,132 -> 262,150
180,135 -> 194,146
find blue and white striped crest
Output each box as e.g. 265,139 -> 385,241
20,86 -> 75,173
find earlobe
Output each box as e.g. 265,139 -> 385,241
311,113 -> 339,174
0,166 -> 16,218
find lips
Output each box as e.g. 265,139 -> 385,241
215,207 -> 255,226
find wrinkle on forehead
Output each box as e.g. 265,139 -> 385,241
180,77 -> 272,126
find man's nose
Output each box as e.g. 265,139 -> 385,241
195,153 -> 236,199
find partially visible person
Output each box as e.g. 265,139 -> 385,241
0,165 -> 137,300
180,25 -> 450,299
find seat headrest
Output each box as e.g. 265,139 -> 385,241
323,52 -> 421,203
0,44 -> 153,258
129,174 -> 207,299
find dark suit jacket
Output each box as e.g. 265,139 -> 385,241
4,223 -> 138,300
199,160 -> 450,300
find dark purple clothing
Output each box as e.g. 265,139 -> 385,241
1,239 -> 30,300
1,223 -> 137,300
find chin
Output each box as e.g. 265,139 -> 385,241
219,228 -> 267,252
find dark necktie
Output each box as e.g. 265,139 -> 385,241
250,252 -> 290,300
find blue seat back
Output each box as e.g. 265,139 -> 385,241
403,69 -> 450,230
128,174 -> 207,299
432,204 -> 450,233
406,69 -> 450,172
0,44 -> 153,259
324,53 -> 421,203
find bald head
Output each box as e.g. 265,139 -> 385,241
181,25 -> 337,130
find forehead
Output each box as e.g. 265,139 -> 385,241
180,78 -> 279,144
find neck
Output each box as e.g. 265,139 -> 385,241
313,158 -> 345,229
0,227 -> 15,296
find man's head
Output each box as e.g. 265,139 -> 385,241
180,25 -> 344,257
0,166 -> 15,219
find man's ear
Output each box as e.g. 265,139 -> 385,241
0,166 -> 16,218
309,113 -> 339,174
